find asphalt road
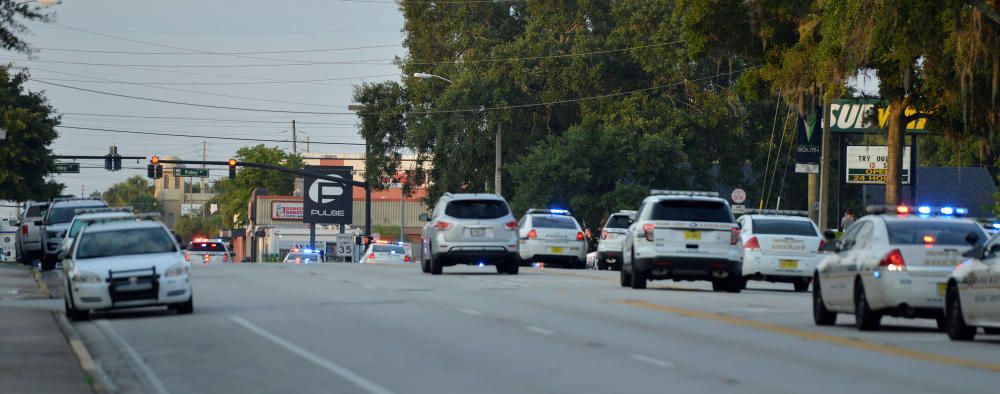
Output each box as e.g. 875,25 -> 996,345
67,262 -> 1000,394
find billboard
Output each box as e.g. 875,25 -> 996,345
303,166 -> 353,224
794,109 -> 822,174
845,146 -> 911,184
828,99 -> 929,134
271,201 -> 303,221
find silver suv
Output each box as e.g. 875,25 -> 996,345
419,193 -> 520,275
41,198 -> 107,270
595,210 -> 635,270
15,202 -> 48,264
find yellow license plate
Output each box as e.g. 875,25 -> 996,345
549,247 -> 565,254
937,283 -> 947,297
779,260 -> 798,269
683,231 -> 701,240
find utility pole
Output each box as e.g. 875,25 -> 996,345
202,141 -> 207,218
495,122 -> 502,195
818,98 -> 832,230
292,120 -> 297,155
306,136 -> 310,153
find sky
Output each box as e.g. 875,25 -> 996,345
11,0 -> 406,196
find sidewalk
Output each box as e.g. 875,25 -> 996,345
0,263 -> 93,394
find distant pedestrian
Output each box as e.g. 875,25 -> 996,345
840,208 -> 856,231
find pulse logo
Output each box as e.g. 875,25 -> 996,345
308,174 -> 344,204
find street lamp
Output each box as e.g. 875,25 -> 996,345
412,71 -> 502,196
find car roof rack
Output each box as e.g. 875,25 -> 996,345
74,207 -> 133,215
649,190 -> 720,198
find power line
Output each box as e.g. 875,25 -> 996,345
34,44 -> 400,55
59,112 -> 357,126
58,125 -> 366,146
30,24 -> 401,36
33,67 -> 760,116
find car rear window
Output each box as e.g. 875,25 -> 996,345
373,245 -> 405,254
26,205 -> 44,217
445,200 -> 510,219
751,219 -> 818,236
887,221 -> 986,246
605,215 -> 631,229
189,241 -> 227,252
532,216 -> 577,229
650,200 -> 733,223
76,228 -> 176,259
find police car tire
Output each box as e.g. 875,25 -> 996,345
793,278 -> 810,292
945,285 -> 976,341
812,274 -> 837,326
620,266 -> 632,287
854,280 -> 882,331
177,296 -> 194,315
65,287 -> 89,322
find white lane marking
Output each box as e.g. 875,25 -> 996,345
524,326 -> 556,336
325,276 -> 338,281
95,320 -> 171,394
630,354 -> 674,368
362,285 -> 377,290
230,316 -> 394,394
458,308 -> 482,316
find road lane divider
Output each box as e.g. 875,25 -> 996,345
630,354 -> 674,368
458,308 -> 482,316
525,326 -> 556,336
615,299 -> 1000,373
229,316 -> 395,394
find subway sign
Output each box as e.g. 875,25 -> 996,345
828,99 -> 928,134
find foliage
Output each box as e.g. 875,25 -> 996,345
173,215 -> 222,241
212,145 -> 303,227
102,176 -> 157,211
0,0 -> 52,54
0,67 -> 63,201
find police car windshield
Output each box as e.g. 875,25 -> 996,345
189,241 -> 227,252
445,200 -> 510,219
651,200 -> 732,223
373,245 -> 405,254
46,204 -> 104,225
533,216 -> 577,229
69,218 -> 129,238
752,219 -> 818,236
76,228 -> 176,259
886,221 -> 985,246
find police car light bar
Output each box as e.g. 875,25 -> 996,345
866,205 -> 968,217
74,207 -> 134,215
741,209 -> 809,217
526,208 -> 571,215
650,190 -> 720,197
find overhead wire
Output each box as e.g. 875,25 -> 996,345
57,125 -> 366,146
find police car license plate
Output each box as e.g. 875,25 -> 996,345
549,246 -> 565,254
937,283 -> 947,297
779,260 -> 798,269
470,228 -> 486,237
683,231 -> 701,241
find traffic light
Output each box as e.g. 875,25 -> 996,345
149,156 -> 163,179
154,164 -> 163,179
105,145 -> 121,171
147,164 -> 155,178
228,159 -> 237,179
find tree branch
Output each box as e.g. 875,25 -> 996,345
967,0 -> 1000,25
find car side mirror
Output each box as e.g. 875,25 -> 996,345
965,232 -> 981,246
418,213 -> 430,222
823,230 -> 837,241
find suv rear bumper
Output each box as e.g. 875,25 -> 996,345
434,247 -> 517,266
633,256 -> 742,281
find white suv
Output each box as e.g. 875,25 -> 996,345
419,193 -> 520,275
596,210 -> 635,270
621,191 -> 742,292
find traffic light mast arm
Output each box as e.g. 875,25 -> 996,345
153,159 -> 370,188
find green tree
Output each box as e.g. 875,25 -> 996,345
0,0 -> 52,53
0,67 -> 63,201
213,145 -> 303,227
102,176 -> 158,211
173,215 -> 222,241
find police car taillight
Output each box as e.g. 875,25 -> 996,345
576,232 -> 584,241
879,249 -> 906,271
744,236 -> 760,251
819,239 -> 828,253
527,229 -> 538,239
642,224 -> 655,242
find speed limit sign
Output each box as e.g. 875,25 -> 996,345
335,235 -> 353,257
731,188 -> 747,204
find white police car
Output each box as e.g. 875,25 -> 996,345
813,205 -> 988,331
943,232 -> 1000,340
63,220 -> 192,320
595,210 -> 635,270
360,241 -> 411,264
736,210 -> 825,292
283,248 -> 324,264
518,209 -> 587,268
621,191 -> 742,291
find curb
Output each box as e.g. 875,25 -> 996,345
53,311 -> 109,394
